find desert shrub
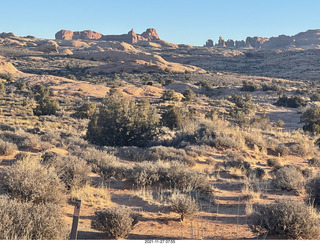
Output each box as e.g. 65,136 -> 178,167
267,158 -> 281,168
161,89 -> 179,101
182,89 -> 196,102
302,168 -> 314,178
91,207 -> 134,239
250,199 -> 320,239
16,81 -> 26,91
161,105 -> 183,130
308,157 -> 320,167
41,154 -> 91,190
0,195 -> 69,240
0,130 -> 39,150
73,101 -> 96,119
98,161 -> 131,180
87,92 -> 159,147
0,139 -> 17,155
248,167 -> 266,180
0,82 -> 5,94
290,141 -> 314,157
272,166 -> 304,193
116,146 -> 150,162
148,146 -> 195,166
34,97 -> 59,116
307,177 -> 320,208
311,93 -> 320,102
229,94 -> 255,113
301,107 -> 320,135
275,143 -> 289,157
261,83 -> 279,91
32,84 -> 49,101
205,157 -> 216,165
197,80 -> 213,90
241,80 -> 258,92
0,123 -> 15,131
275,95 -> 306,108
170,192 -> 198,221
130,161 -> 213,199
14,152 -> 31,162
220,160 -> 251,175
224,150 -> 244,162
3,156 -> 65,204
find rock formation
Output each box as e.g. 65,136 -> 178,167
235,40 -> 246,48
246,36 -> 269,48
55,28 -> 160,44
35,40 -> 59,53
226,39 -> 235,48
217,37 -> 226,47
206,29 -> 320,50
205,39 -> 214,47
55,30 -> 102,40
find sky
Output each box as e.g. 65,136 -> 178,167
1,0 -> 320,46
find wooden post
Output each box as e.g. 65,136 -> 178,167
70,199 -> 81,240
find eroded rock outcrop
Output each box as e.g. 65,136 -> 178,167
55,30 -> 102,40
55,28 -> 160,44
217,37 -> 226,47
205,39 -> 214,47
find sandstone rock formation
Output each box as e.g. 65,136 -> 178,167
0,61 -> 21,77
60,49 -> 73,55
217,37 -> 226,47
226,39 -> 235,48
35,40 -> 59,53
235,40 -> 246,48
205,39 -> 214,47
55,28 -> 160,44
55,30 -> 102,40
206,29 -> 320,50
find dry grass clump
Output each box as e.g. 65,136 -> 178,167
250,199 -> 320,239
272,166 -> 304,194
0,139 -> 17,155
3,156 -> 65,204
170,192 -> 198,221
91,206 -> 135,239
0,195 -> 69,240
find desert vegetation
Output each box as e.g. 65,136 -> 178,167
0,28 -> 320,241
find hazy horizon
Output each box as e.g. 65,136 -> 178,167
1,0 -> 320,46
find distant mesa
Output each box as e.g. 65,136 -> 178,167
55,28 -> 160,44
206,29 -> 320,49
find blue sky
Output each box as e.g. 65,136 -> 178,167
0,0 -> 320,46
